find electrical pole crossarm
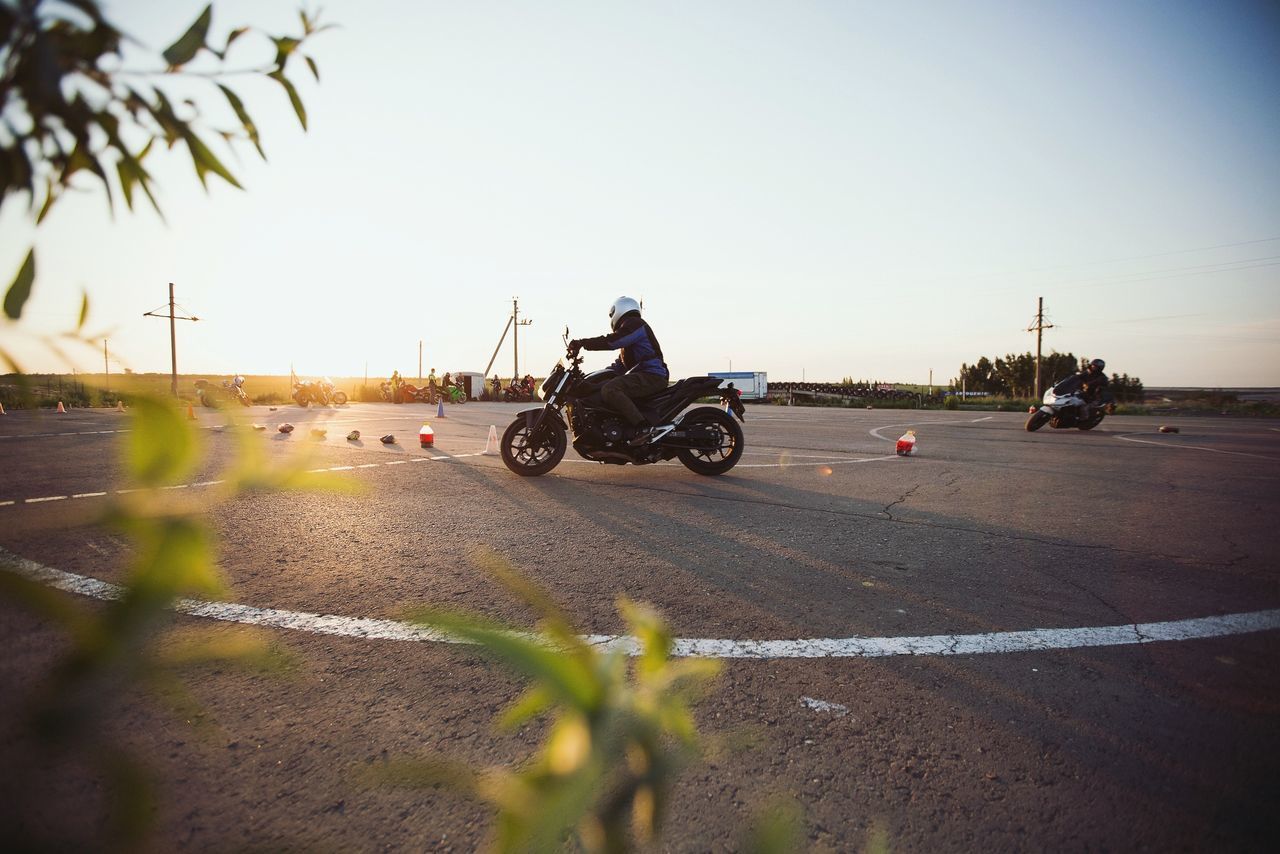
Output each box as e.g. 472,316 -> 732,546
143,282 -> 199,398
1027,296 -> 1055,399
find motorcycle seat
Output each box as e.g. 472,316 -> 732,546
635,376 -> 721,407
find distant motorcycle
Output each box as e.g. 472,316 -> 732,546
1026,376 -> 1114,432
195,376 -> 250,408
436,374 -> 466,404
293,378 -> 348,407
503,376 -> 535,403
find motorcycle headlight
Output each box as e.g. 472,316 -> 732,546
541,364 -> 565,398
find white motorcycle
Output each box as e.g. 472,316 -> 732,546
1025,377 -> 1113,432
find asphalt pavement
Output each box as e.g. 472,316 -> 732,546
2,401 -> 1277,850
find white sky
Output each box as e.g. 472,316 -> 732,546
3,0 -> 1278,386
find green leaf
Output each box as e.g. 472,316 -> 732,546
36,178 -> 57,224
304,55 -> 320,82
410,608 -> 601,711
116,157 -> 137,210
0,344 -> 23,373
4,249 -> 35,320
126,395 -> 200,486
217,84 -> 264,159
183,131 -> 242,190
271,36 -> 301,68
77,290 -> 89,331
499,685 -> 554,730
162,4 -> 212,67
268,71 -> 307,130
223,26 -> 248,55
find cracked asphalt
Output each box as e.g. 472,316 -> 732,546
2,402 -> 1278,850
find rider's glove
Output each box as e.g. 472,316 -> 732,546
568,339 -> 583,352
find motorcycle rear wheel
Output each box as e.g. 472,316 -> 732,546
676,407 -> 744,475
1025,410 -> 1050,432
501,417 -> 567,476
333,391 -> 348,406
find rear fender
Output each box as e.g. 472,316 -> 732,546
657,377 -> 724,421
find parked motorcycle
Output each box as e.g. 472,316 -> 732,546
1025,376 -> 1114,432
440,373 -> 467,404
499,330 -> 746,477
195,376 -> 250,408
503,375 -> 535,403
293,377 -> 348,407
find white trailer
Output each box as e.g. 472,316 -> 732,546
709,371 -> 768,400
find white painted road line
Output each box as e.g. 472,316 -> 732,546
1115,432 -> 1280,462
2,550 -> 1276,661
869,416 -> 994,442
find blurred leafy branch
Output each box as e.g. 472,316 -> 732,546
0,0 -> 331,369
0,0 -> 334,847
376,549 -> 725,852
0,397 -> 353,847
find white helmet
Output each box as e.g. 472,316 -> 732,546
609,296 -> 641,331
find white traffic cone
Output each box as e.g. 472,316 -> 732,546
895,430 -> 917,456
56,400 -> 66,413
436,398 -> 446,418
482,425 -> 499,455
115,400 -> 126,412
0,401 -> 6,415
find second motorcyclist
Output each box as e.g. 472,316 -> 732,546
570,296 -> 670,446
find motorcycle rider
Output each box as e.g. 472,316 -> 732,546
570,296 -> 670,446
1071,358 -> 1109,422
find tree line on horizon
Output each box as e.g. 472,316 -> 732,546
954,352 -> 1145,401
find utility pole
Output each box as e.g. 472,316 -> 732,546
143,282 -> 198,397
512,297 -> 532,379
103,339 -> 109,394
418,340 -> 422,381
1027,296 -> 1054,399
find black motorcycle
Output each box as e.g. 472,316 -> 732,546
500,330 -> 747,477
293,378 -> 348,407
195,376 -> 250,408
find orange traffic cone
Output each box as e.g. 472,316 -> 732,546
482,425 -> 499,455
56,400 -> 66,413
186,402 -> 196,420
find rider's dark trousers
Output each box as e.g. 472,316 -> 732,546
602,371 -> 667,426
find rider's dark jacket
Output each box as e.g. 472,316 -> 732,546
1058,368 -> 1109,401
577,314 -> 669,379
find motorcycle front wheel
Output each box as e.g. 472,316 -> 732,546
333,391 -> 348,406
501,417 -> 567,476
1025,410 -> 1050,432
676,407 -> 744,475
